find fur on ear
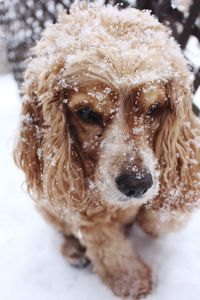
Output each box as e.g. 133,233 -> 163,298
152,78 -> 200,213
41,79 -> 86,213
14,64 -> 86,213
14,80 -> 44,199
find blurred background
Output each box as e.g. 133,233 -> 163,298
0,1 -> 200,300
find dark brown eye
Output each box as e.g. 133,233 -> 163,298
147,102 -> 160,116
77,107 -> 102,125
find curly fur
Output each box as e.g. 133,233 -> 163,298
14,1 -> 200,299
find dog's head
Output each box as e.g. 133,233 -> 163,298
15,2 -> 200,214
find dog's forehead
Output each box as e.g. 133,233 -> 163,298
68,80 -> 167,112
30,2 -> 192,96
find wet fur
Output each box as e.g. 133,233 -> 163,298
14,2 -> 200,299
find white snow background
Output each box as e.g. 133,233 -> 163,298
1,48 -> 200,300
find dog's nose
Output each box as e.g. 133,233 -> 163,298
115,170 -> 153,198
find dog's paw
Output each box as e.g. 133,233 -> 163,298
61,236 -> 90,268
106,262 -> 152,299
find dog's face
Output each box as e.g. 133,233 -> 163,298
66,80 -> 169,206
15,3 -> 200,214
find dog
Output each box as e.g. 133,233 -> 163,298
14,1 -> 200,299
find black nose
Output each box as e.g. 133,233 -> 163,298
115,170 -> 153,198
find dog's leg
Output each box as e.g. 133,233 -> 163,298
136,207 -> 188,237
81,224 -> 152,299
61,235 -> 90,268
38,206 -> 90,267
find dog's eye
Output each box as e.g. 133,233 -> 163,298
147,102 -> 160,116
77,107 -> 102,125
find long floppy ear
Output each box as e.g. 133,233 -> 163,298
14,80 -> 44,199
153,79 -> 200,213
39,76 -> 86,213
14,63 -> 87,212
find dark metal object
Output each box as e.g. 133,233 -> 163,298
0,0 -> 200,95
0,0 -> 73,85
178,0 -> 200,48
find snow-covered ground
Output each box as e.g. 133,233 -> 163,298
1,73 -> 200,300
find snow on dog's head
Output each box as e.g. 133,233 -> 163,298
14,1 -> 200,214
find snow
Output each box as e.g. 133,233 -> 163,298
194,87 -> 200,110
1,73 -> 200,299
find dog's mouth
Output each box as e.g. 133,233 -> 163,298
96,146 -> 160,206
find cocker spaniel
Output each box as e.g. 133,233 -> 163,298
14,1 -> 200,299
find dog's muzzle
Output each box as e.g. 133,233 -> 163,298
115,169 -> 153,198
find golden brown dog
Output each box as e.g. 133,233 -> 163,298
14,1 -> 200,298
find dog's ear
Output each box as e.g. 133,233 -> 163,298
154,79 -> 200,211
40,80 -> 86,213
14,67 -> 86,212
14,81 -> 43,199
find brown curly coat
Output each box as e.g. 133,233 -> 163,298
14,1 -> 200,299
